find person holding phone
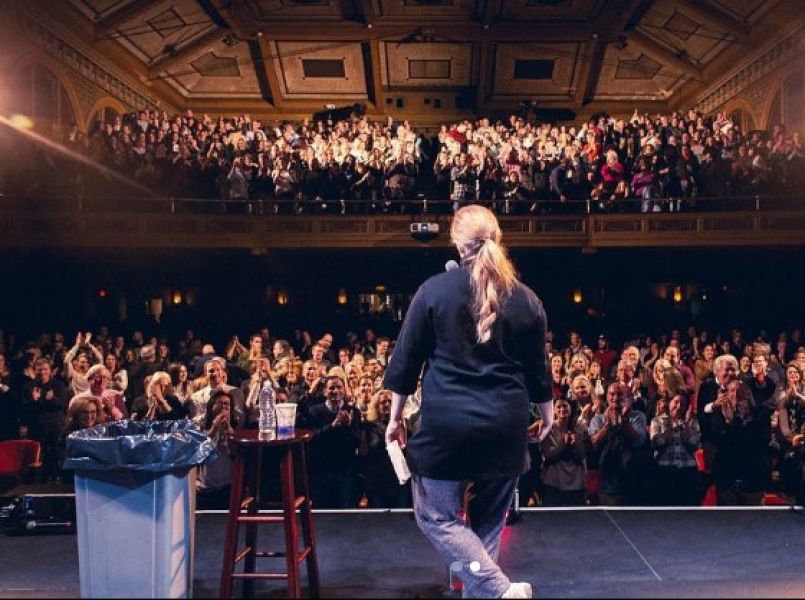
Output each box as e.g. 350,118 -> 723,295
384,205 -> 552,599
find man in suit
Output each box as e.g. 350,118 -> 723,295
307,375 -> 362,508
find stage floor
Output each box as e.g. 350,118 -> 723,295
1,508 -> 804,598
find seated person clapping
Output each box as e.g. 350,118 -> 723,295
540,397 -> 589,506
649,392 -> 700,505
131,372 -> 188,421
197,390 -> 236,503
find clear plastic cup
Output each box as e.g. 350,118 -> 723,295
275,403 -> 297,435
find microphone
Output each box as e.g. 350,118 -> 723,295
445,260 -> 459,271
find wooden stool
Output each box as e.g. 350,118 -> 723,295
219,429 -> 320,599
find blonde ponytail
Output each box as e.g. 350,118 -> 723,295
450,206 -> 519,344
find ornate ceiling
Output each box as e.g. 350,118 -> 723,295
30,0 -> 795,115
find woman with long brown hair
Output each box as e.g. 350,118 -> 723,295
385,205 -> 552,599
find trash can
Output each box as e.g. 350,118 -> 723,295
63,420 -> 218,599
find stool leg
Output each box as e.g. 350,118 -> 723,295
220,451 -> 245,598
242,448 -> 263,598
295,443 -> 320,598
281,446 -> 302,598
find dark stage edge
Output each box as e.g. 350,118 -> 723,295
1,508 -> 804,598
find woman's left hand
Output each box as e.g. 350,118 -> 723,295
385,418 -> 407,448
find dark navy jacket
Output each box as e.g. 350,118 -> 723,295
384,266 -> 551,480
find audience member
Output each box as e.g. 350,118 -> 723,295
711,380 -> 769,505
307,375 -> 362,508
589,382 -> 648,505
649,392 -> 700,505
541,398 -> 588,506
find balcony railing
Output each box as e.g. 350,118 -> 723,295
0,193 -> 803,250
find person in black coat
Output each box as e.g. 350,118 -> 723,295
712,380 -> 769,505
363,389 -> 411,508
697,354 -> 739,472
21,358 -> 69,480
384,205 -> 552,599
307,375 -> 362,509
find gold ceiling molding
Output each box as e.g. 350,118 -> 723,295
7,9 -> 159,111
695,25 -> 804,114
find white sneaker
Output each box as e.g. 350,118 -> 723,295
502,582 -> 533,599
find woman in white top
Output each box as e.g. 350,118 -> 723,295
64,332 -> 104,397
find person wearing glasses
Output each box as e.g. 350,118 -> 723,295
67,365 -> 128,423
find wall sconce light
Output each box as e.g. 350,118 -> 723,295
337,289 -> 348,305
673,286 -> 683,303
277,290 -> 288,306
572,289 -> 583,304
172,291 -> 182,305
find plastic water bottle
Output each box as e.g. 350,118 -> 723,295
258,380 -> 276,436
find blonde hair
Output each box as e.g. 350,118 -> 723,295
146,371 -> 171,397
661,367 -> 686,398
366,389 -> 391,422
450,205 -> 519,344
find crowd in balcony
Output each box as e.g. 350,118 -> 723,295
1,322 -> 803,508
28,106 -> 801,214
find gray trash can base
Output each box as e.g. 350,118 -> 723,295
74,467 -> 197,599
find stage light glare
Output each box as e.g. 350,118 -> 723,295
9,114 -> 33,130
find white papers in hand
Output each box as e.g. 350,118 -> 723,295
386,440 -> 411,485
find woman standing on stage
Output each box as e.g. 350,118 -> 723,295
384,205 -> 553,599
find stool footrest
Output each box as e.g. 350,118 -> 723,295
236,546 -> 313,562
236,515 -> 285,523
230,573 -> 288,581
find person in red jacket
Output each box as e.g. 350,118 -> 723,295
593,335 -> 617,380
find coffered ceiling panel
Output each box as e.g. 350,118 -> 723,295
710,0 -> 769,22
595,45 -> 684,101
244,0 -> 344,20
93,0 -> 219,64
270,41 -> 368,100
635,2 -> 730,65
73,0 -> 129,19
491,42 -> 581,99
162,41 -> 261,98
380,42 -> 473,88
375,0 -> 478,20
500,0 -> 604,21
